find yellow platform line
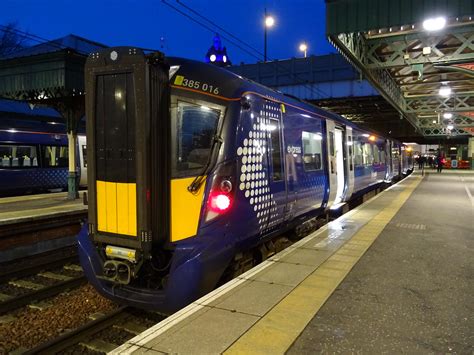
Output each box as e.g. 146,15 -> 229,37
224,176 -> 422,355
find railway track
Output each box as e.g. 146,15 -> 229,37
25,307 -> 165,354
0,247 -> 85,314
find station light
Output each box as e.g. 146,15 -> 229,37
447,124 -> 454,130
439,86 -> 451,97
299,42 -> 308,57
443,112 -> 453,119
369,135 -> 376,141
406,146 -> 413,152
422,17 -> 446,31
362,133 -> 370,138
432,120 -> 437,124
265,15 -> 275,27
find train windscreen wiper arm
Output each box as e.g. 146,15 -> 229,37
187,135 -> 223,194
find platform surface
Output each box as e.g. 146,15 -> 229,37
112,170 -> 473,354
0,191 -> 87,225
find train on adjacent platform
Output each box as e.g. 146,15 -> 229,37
78,47 -> 413,314
0,118 -> 87,195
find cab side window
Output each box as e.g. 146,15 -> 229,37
269,118 -> 283,181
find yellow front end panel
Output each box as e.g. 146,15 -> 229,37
96,181 -> 137,236
171,177 -> 206,242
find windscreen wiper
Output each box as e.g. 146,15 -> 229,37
187,135 -> 223,194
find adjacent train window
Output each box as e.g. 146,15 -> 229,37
348,136 -> 353,171
42,146 -> 68,168
354,141 -> 363,166
329,132 -> 335,156
171,99 -> 221,177
269,118 -> 283,181
362,143 -> 373,165
82,145 -> 87,168
0,145 -> 38,168
302,131 -> 323,171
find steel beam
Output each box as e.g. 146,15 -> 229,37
405,93 -> 474,113
365,26 -> 474,69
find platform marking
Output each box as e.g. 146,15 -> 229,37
224,176 -> 422,355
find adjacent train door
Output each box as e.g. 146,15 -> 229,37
326,119 -> 346,207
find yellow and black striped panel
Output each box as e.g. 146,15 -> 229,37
97,181 -> 137,236
170,177 -> 207,242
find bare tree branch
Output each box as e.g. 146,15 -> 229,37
0,22 -> 30,58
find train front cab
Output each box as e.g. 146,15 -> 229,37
79,48 -> 239,313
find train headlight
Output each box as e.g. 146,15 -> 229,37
220,179 -> 232,193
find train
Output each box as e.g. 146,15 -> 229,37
78,47 -> 413,314
0,117 -> 87,195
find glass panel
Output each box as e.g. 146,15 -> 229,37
172,100 -> 220,177
362,143 -> 372,166
42,146 -> 69,168
302,131 -> 323,171
82,145 -> 87,168
269,118 -> 283,181
354,141 -> 363,166
329,132 -> 335,156
0,145 -> 38,168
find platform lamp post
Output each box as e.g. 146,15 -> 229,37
299,42 -> 308,58
264,9 -> 275,62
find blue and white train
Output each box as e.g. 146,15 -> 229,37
0,118 -> 87,195
78,48 -> 413,314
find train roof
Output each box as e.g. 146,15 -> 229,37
167,57 -> 365,133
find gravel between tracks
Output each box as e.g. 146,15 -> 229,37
0,284 -> 118,354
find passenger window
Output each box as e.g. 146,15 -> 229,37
329,132 -> 335,156
348,136 -> 353,171
42,146 -> 69,168
373,144 -> 380,163
269,118 -> 283,181
82,145 -> 87,168
362,143 -> 372,166
0,145 -> 38,168
302,131 -> 323,171
354,141 -> 363,166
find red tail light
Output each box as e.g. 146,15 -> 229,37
204,161 -> 236,222
208,192 -> 232,212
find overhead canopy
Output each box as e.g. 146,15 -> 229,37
326,0 -> 474,138
0,34 -> 106,109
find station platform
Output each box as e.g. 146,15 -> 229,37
0,192 -> 87,262
113,170 -> 473,354
0,191 -> 87,226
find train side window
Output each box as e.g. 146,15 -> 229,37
302,131 -> 323,171
329,132 -> 335,156
354,141 -> 363,166
269,118 -> 283,181
348,136 -> 353,171
0,145 -> 38,168
82,145 -> 87,168
362,143 -> 372,165
373,144 -> 380,163
42,146 -> 69,168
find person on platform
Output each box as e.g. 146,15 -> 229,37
436,155 -> 443,173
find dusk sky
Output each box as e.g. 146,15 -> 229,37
1,0 -> 335,64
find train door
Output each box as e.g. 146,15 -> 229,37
344,127 -> 354,200
385,140 -> 392,181
326,119 -> 346,207
262,101 -> 287,233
